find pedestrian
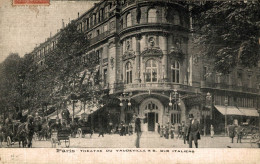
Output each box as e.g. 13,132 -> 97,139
186,114 -> 200,148
183,123 -> 188,144
165,123 -> 169,139
128,123 -> 133,135
210,125 -> 214,138
135,117 -> 142,148
160,125 -> 164,137
170,124 -> 174,139
228,123 -> 236,143
236,124 -> 243,143
98,119 -> 104,137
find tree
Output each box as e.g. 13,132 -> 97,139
0,53 -> 23,118
191,1 -> 260,74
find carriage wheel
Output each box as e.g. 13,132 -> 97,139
77,129 -> 82,138
65,139 -> 70,148
7,136 -> 11,147
250,134 -> 259,148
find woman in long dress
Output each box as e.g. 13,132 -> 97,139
210,125 -> 214,138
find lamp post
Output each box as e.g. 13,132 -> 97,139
119,92 -> 132,123
169,89 -> 181,123
205,92 -> 212,136
224,97 -> 228,136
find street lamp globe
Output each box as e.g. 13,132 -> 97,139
120,102 -> 123,107
128,102 -> 131,106
169,102 -> 173,106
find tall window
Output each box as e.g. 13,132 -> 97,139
148,8 -> 157,23
126,62 -> 132,84
171,61 -> 180,83
126,12 -> 132,27
145,59 -> 157,82
103,68 -> 107,85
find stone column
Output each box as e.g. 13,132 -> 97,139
162,35 -> 168,81
135,35 -> 141,83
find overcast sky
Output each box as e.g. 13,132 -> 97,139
0,0 -> 97,63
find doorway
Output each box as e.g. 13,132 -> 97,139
148,112 -> 155,131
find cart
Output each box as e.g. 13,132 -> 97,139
77,126 -> 93,138
51,129 -> 70,148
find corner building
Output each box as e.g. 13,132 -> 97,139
31,0 -> 260,134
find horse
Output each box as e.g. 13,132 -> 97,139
26,116 -> 35,148
15,123 -> 28,148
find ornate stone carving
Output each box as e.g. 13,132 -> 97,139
122,50 -> 135,61
141,47 -> 163,58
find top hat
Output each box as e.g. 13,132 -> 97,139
188,114 -> 194,118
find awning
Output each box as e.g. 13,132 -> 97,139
238,107 -> 259,117
214,105 -> 244,116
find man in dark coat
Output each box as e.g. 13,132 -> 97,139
236,125 -> 243,143
228,123 -> 236,143
135,118 -> 142,148
186,114 -> 200,148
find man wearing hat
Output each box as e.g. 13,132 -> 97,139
186,114 -> 200,148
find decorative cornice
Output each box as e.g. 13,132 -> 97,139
122,50 -> 135,61
140,47 -> 163,58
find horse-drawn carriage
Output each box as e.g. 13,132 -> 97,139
77,119 -> 93,138
51,128 -> 70,148
1,119 -> 29,147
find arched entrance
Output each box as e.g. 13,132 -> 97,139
139,98 -> 164,132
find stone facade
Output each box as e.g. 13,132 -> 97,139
30,0 -> 260,134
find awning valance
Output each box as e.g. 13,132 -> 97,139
214,105 -> 244,116
238,107 -> 259,117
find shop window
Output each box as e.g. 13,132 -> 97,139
148,8 -> 157,23
145,59 -> 157,82
171,60 -> 180,83
125,62 -> 132,84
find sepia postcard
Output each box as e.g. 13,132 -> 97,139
0,0 -> 260,163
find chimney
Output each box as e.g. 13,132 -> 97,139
62,19 -> 65,28
50,32 -> 52,37
78,12 -> 79,18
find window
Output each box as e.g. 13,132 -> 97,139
145,59 -> 157,82
148,8 -> 157,23
104,24 -> 108,32
248,74 -> 252,88
103,68 -> 107,85
126,12 -> 132,27
237,71 -> 242,86
171,61 -> 180,83
126,62 -> 133,84
97,29 -> 100,36
174,12 -> 180,25
171,113 -> 181,124
87,18 -> 89,30
203,66 -> 207,80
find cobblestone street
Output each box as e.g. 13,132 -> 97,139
1,132 -> 257,148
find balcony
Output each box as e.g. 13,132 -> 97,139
89,31 -> 110,45
201,81 -> 259,94
110,82 -> 193,93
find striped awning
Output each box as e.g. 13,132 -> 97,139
214,105 -> 244,116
